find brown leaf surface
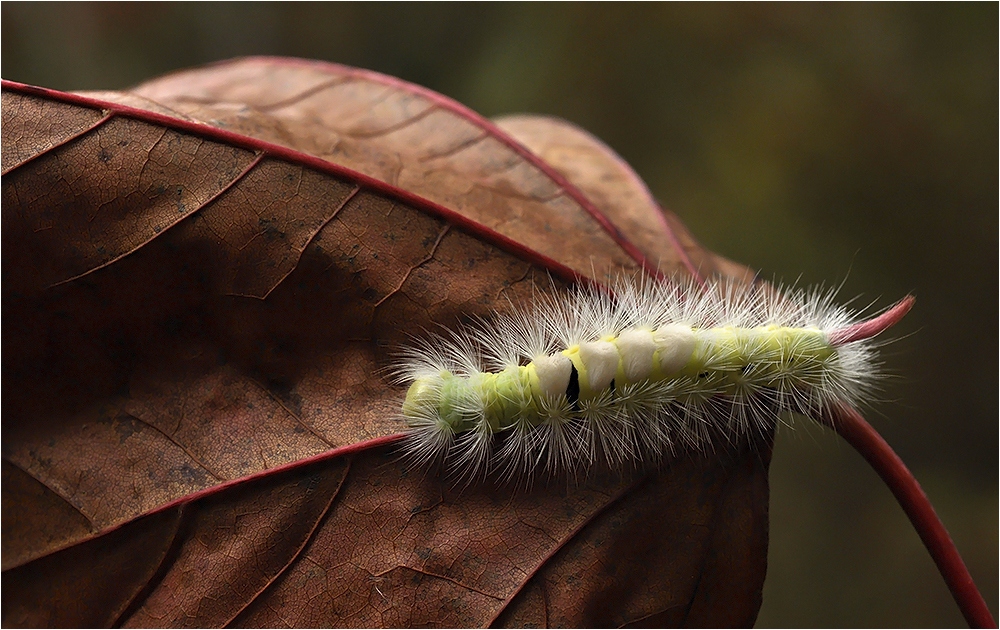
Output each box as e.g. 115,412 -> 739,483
2,57 -> 766,627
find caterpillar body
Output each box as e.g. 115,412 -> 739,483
395,275 -> 883,481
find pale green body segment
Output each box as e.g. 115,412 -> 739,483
402,325 -> 834,435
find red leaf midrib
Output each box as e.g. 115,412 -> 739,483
2,78 -> 591,289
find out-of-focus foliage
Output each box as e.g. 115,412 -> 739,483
2,3 -> 995,626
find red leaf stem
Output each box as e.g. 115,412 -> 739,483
828,295 -> 915,346
822,403 -> 996,628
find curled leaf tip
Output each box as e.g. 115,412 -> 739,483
828,295 -> 915,346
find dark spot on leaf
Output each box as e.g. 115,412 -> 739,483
112,415 -> 140,444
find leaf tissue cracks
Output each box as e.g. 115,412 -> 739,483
2,58 -> 768,628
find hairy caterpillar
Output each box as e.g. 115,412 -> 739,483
394,274 -> 889,481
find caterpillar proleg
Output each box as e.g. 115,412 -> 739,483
395,275 -> 891,481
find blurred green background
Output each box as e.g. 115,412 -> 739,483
3,3 -> 996,626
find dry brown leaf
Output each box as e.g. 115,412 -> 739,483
2,57 -> 766,628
